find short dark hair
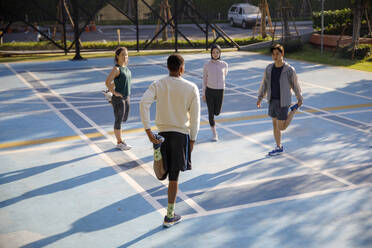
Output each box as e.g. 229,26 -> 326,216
167,54 -> 184,72
270,44 -> 284,56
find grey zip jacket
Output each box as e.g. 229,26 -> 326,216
258,62 -> 303,107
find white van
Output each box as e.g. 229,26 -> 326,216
227,3 -> 261,29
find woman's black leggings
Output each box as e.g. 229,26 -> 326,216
112,95 -> 130,129
205,87 -> 224,127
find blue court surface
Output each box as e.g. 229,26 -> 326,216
0,51 -> 371,248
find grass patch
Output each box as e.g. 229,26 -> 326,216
0,48 -> 237,63
254,44 -> 372,72
0,36 -> 270,51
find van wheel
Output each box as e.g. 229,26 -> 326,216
242,21 -> 247,29
230,19 -> 235,27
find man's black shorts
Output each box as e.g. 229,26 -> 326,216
268,99 -> 289,120
159,132 -> 191,181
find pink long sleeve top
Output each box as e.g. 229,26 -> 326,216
202,60 -> 228,96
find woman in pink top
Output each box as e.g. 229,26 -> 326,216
203,44 -> 228,141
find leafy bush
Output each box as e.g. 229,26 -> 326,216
312,8 -> 369,36
283,39 -> 303,53
340,44 -> 372,60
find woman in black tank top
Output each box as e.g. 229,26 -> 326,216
105,47 -> 132,150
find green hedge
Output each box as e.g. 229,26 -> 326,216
340,44 -> 372,60
312,8 -> 369,36
0,36 -> 270,51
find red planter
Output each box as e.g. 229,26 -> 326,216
310,33 -> 372,48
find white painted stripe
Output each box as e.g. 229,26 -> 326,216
182,183 -> 372,220
0,142 -> 86,155
5,64 -> 166,216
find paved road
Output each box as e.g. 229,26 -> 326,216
2,22 -> 313,43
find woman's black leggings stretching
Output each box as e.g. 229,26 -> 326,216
112,95 -> 130,129
205,87 -> 224,126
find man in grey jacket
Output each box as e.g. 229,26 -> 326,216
257,44 -> 303,156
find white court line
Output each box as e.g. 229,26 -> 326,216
153,171 -> 319,199
0,109 -> 54,118
300,80 -> 372,101
4,63 -> 166,216
28,69 -> 207,215
204,115 -> 356,187
183,183 -> 372,220
152,162 -> 372,199
324,162 -> 372,172
0,141 -> 86,155
228,81 -> 372,133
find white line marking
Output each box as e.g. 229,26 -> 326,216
183,183 -> 372,220
0,142 -> 86,155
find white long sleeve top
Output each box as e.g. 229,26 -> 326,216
140,75 -> 200,141
202,60 -> 228,96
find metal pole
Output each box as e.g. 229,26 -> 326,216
206,10 -> 208,50
206,23 -> 209,51
71,0 -> 84,60
62,0 -> 67,55
174,0 -> 178,52
321,0 -> 324,54
135,0 -> 139,52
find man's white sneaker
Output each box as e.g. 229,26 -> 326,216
116,142 -> 132,150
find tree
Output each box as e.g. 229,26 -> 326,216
350,0 -> 368,59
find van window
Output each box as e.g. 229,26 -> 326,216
243,6 -> 259,14
230,7 -> 236,12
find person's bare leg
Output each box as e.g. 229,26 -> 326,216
168,181 -> 178,204
280,109 -> 297,130
114,129 -> 122,143
166,181 -> 178,219
272,118 -> 281,147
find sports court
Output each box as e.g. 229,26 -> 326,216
0,51 -> 371,248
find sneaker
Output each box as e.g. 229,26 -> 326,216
212,133 -> 218,141
290,103 -> 299,112
211,126 -> 218,141
268,146 -> 283,156
116,142 -> 132,150
102,89 -> 113,103
163,214 -> 182,228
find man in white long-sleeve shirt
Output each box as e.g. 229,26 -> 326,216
140,54 -> 200,228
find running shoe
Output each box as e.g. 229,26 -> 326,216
163,214 -> 182,228
117,142 -> 132,150
290,103 -> 299,111
102,89 -> 113,103
212,132 -> 218,141
268,146 -> 283,156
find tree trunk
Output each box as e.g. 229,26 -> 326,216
351,0 -> 362,49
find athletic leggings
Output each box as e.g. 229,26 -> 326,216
112,95 -> 130,129
205,87 -> 224,126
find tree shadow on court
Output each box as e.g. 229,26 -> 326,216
0,153 -> 98,185
20,193 -> 160,248
0,166 -> 116,208
117,226 -> 165,248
